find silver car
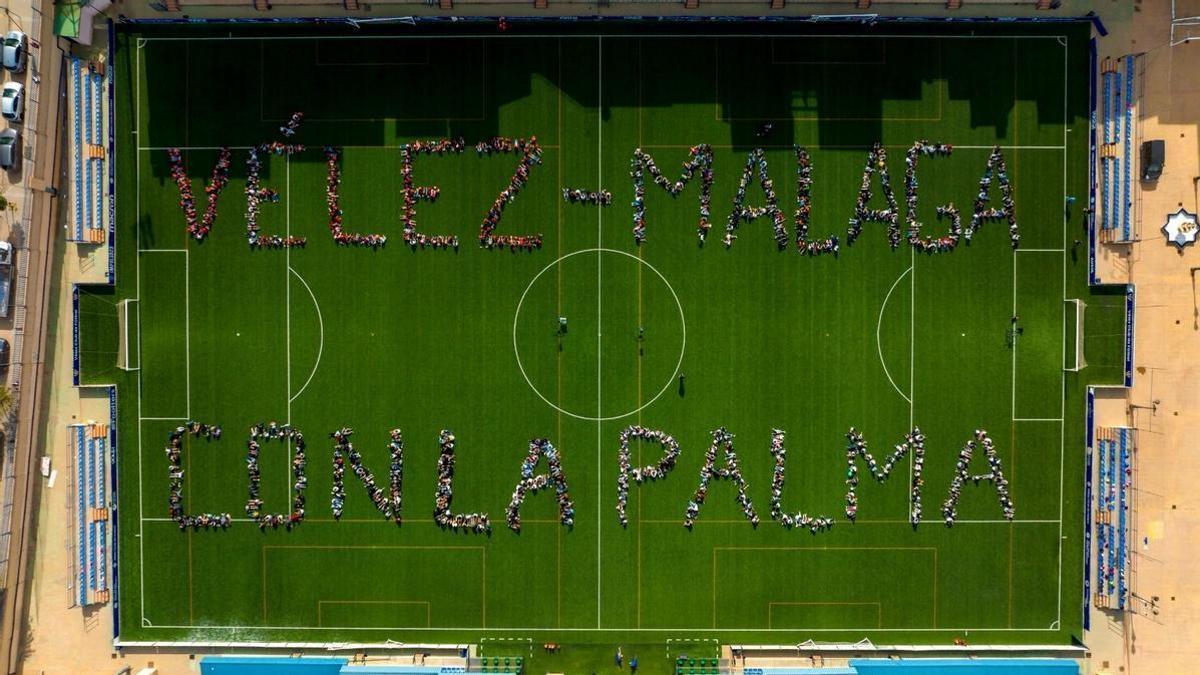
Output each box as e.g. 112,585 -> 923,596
1,31 -> 25,73
1,82 -> 23,123
0,128 -> 18,170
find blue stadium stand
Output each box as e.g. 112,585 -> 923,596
93,68 -> 104,233
1100,67 -> 1112,233
1094,427 -> 1133,611
1121,55 -> 1134,241
739,661 -> 1077,675
1110,68 -> 1121,239
849,660 -> 1078,675
72,59 -> 83,242
199,658 -> 515,675
73,425 -> 86,606
69,57 -> 109,245
70,422 -> 112,606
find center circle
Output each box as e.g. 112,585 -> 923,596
512,248 -> 687,421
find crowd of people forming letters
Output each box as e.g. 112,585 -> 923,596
433,430 -> 492,534
844,426 -> 927,525
724,147 -> 789,250
847,142 -> 1020,252
246,142 -> 307,249
169,117 -> 1021,254
941,429 -> 1015,525
630,145 -> 715,245
685,428 -> 759,528
330,427 -> 405,522
166,422 -> 229,530
167,424 -> 1016,531
168,147 -> 231,242
616,425 -> 682,527
399,138 -> 464,250
505,439 -> 575,532
245,422 -> 308,530
627,141 -> 1017,254
769,429 -> 835,533
476,137 -> 545,251
563,188 -> 613,206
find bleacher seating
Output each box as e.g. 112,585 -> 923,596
1121,55 -> 1133,241
73,425 -> 86,606
92,68 -> 104,235
1098,56 -> 1135,244
72,59 -> 83,242
70,58 -> 109,244
70,422 -> 111,606
1094,427 -> 1132,611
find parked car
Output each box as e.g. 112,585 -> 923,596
0,128 -> 18,170
0,337 -> 9,369
1,31 -> 26,73
1140,140 -> 1165,182
0,242 -> 12,319
0,82 -> 23,123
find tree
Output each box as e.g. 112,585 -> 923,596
0,385 -> 14,420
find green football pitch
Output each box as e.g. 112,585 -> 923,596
97,22 -> 1123,647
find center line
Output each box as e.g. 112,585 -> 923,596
595,34 -> 604,631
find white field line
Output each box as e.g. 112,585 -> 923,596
288,269 -> 325,405
185,249 -> 191,418
135,38 -> 146,624
286,154 -> 292,506
907,237 -> 916,517
136,623 -> 1063,632
129,31 -> 1080,632
875,266 -> 912,405
594,34 -> 604,631
137,144 -> 1067,152
140,517 -> 1060,525
1011,251 -> 1017,419
1056,37 -> 1069,628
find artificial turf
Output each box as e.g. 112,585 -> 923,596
95,21 -> 1125,648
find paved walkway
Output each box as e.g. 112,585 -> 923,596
1085,0 -> 1200,673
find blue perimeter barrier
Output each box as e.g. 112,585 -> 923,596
107,20 -> 117,284
1087,38 -> 1098,285
1124,284 -> 1135,386
1083,386 -> 1094,630
71,285 -> 80,385
109,385 -> 120,638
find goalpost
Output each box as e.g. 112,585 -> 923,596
116,298 -> 139,371
1065,298 -> 1086,372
